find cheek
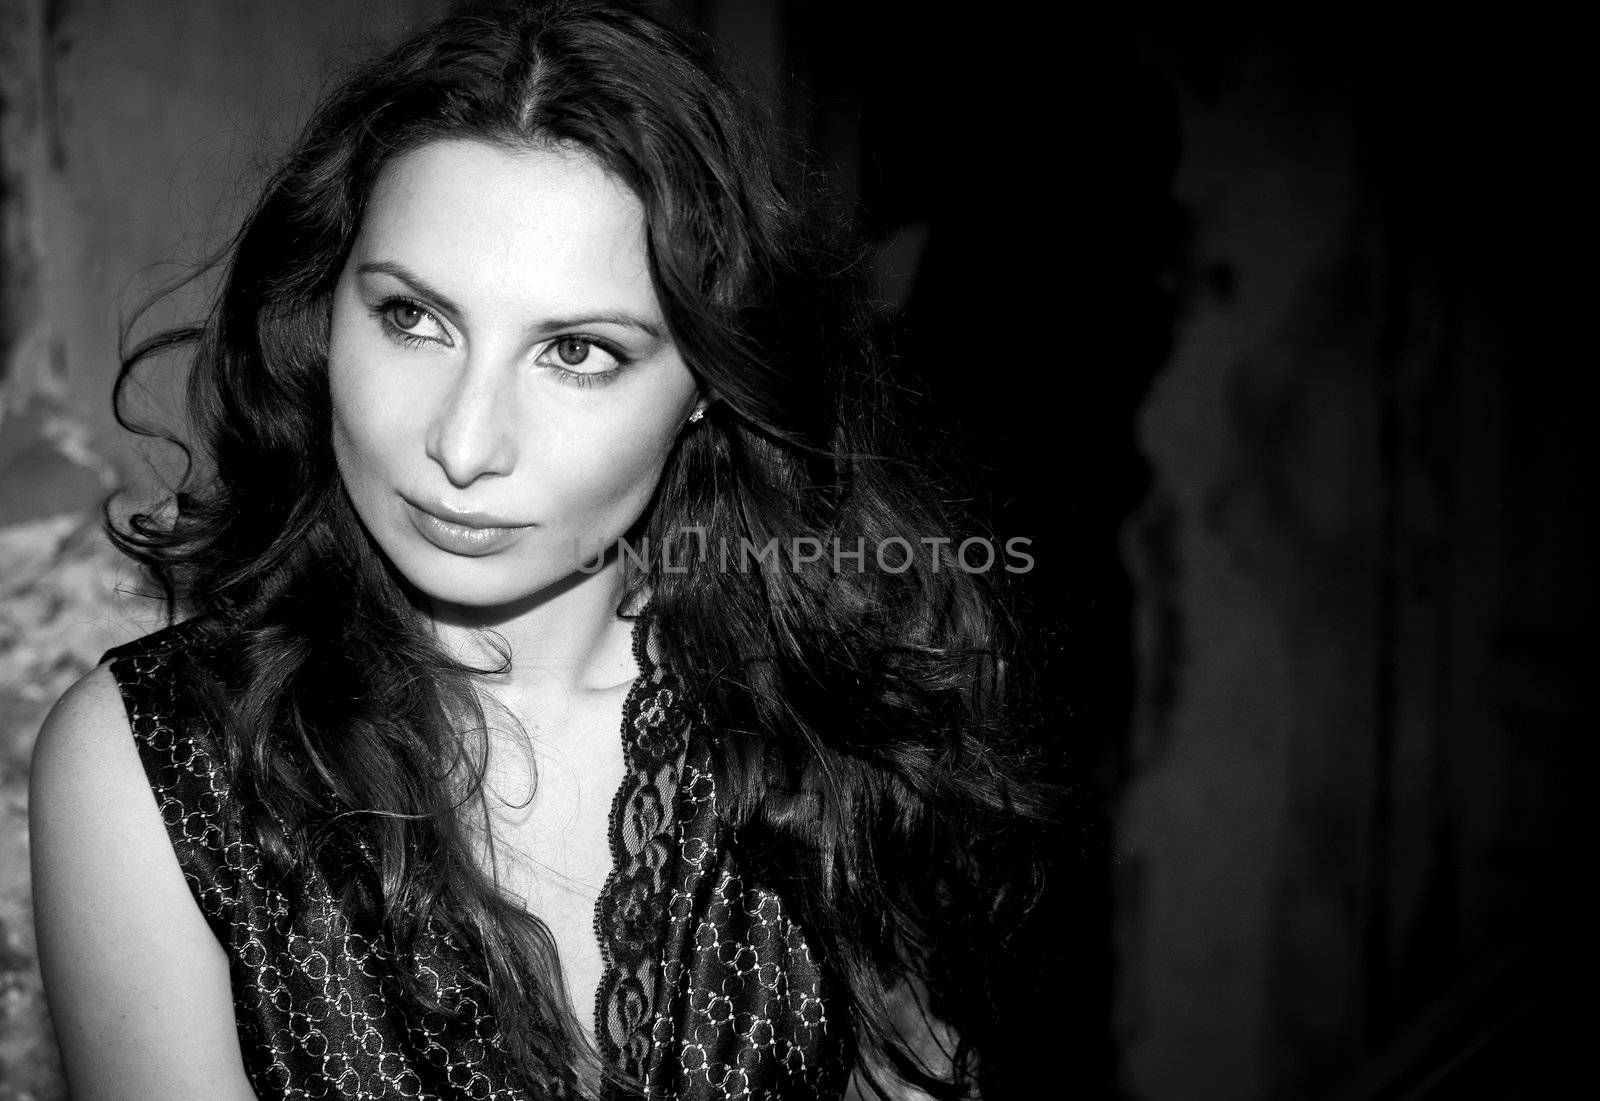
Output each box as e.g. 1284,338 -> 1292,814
329,361 -> 406,501
327,304 -> 415,478
544,417 -> 675,522
328,367 -> 370,478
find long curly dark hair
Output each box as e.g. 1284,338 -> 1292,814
111,1 -> 1071,1095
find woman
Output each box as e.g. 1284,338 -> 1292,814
30,1 -> 1063,1097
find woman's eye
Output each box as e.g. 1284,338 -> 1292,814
535,336 -> 627,384
554,336 -> 593,366
373,298 -> 448,345
391,303 -> 427,330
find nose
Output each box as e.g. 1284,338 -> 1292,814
424,358 -> 519,488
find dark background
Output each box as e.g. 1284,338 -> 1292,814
0,3 -> 1589,1098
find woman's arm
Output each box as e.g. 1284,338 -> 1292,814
30,664 -> 258,1100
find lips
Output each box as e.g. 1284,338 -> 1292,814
402,496 -> 532,557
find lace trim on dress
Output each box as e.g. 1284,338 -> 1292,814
592,608 -> 694,1082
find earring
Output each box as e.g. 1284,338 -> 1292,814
689,407 -> 705,424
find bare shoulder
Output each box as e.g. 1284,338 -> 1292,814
29,662 -> 153,871
30,662 -> 257,1100
30,661 -> 169,871
31,662 -> 134,793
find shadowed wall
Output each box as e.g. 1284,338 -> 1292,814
1116,13 -> 1589,1098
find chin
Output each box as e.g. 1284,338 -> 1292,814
389,544 -> 588,612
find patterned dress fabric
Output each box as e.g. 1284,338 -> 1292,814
103,612 -> 845,1100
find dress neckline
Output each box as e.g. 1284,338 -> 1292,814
590,606 -> 695,1077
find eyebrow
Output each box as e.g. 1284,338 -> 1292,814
355,259 -> 668,341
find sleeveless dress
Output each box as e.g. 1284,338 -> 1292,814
102,611 -> 846,1100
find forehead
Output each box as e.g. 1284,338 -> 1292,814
353,138 -> 656,308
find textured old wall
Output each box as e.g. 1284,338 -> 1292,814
0,2 -> 438,1096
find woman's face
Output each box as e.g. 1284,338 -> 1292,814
328,138 -> 700,610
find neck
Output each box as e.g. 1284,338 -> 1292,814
426,553 -> 642,702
